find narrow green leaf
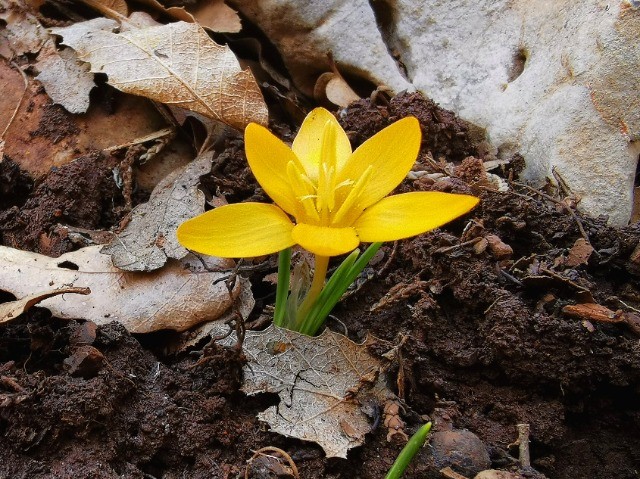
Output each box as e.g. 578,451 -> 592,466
384,422 -> 432,479
273,248 -> 291,327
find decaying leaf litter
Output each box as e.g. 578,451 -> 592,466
1,1 -> 640,478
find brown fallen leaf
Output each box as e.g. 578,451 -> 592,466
186,0 -> 241,33
82,0 -> 128,18
0,0 -> 49,58
51,19 -> 268,130
35,43 -> 95,114
0,245 -> 252,333
102,152 -> 214,271
562,303 -> 640,335
220,326 -> 398,458
135,0 -> 241,33
565,237 -> 594,268
314,71 -> 360,108
0,287 -> 90,324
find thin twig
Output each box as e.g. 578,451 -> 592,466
510,181 -> 591,247
245,446 -> 300,479
515,423 -> 531,468
376,241 -> 399,278
1,62 -> 29,144
434,237 -> 483,254
104,128 -> 175,153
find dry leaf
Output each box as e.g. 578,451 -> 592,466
0,0 -> 49,58
565,238 -> 594,268
188,0 -> 241,33
51,20 -> 268,130
135,0 -> 241,33
2,74 -> 168,178
35,44 -> 95,114
83,0 -> 129,17
222,326 -> 397,458
0,287 -> 90,324
0,245 -> 249,333
174,276 -> 255,352
102,152 -> 214,271
314,72 -> 360,108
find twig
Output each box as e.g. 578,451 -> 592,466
245,446 -> 300,479
434,237 -> 482,254
104,128 -> 175,153
510,181 -> 591,247
514,423 -> 531,468
1,62 -> 29,146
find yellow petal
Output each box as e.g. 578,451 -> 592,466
291,223 -> 359,256
292,108 -> 352,176
245,123 -> 300,216
354,192 -> 479,242
339,116 -> 421,210
177,203 -> 295,258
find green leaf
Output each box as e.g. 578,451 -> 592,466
385,422 -> 432,479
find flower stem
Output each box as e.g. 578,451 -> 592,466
273,248 -> 292,327
295,255 -> 330,328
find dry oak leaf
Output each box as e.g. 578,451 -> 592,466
0,245 -> 247,333
222,325 -> 397,458
102,152 -> 214,271
51,20 -> 268,130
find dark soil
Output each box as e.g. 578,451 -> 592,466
1,93 -> 639,479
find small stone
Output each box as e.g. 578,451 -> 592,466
485,234 -> 514,260
473,238 -> 489,254
430,429 -> 491,477
474,470 -> 525,479
69,321 -> 97,347
64,345 -> 105,378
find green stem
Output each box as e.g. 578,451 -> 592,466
300,242 -> 383,336
273,248 -> 292,327
384,422 -> 432,479
295,255 -> 330,327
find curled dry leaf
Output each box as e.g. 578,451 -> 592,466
314,71 -> 360,108
221,325 -> 398,458
102,152 -> 214,271
51,20 -> 268,130
0,245 -> 248,333
0,287 -> 90,324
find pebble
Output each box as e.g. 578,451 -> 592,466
430,429 -> 491,477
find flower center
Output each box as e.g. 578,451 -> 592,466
286,120 -> 371,227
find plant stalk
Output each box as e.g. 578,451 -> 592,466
294,254 -> 330,328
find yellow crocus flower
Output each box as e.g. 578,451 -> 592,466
177,107 -> 479,260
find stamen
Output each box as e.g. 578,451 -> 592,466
330,165 -> 373,226
287,161 -> 320,222
316,121 -> 339,223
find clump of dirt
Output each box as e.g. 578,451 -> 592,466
339,92 -> 478,161
1,92 -> 639,479
0,152 -> 125,256
336,186 -> 640,478
30,103 -> 80,144
0,157 -> 33,210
